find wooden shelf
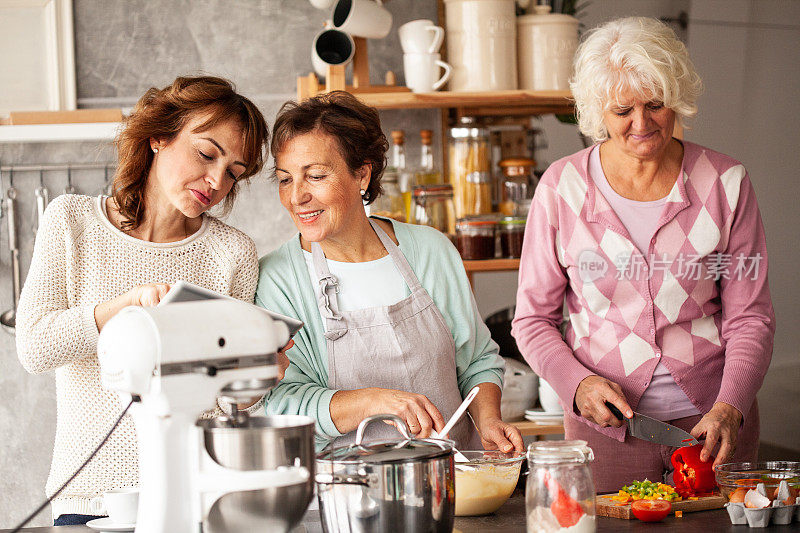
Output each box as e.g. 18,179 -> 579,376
0,122 -> 120,143
508,420 -> 564,437
352,89 -> 573,114
462,258 -> 520,285
463,258 -> 520,273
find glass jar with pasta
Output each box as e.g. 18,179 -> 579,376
449,122 -> 492,218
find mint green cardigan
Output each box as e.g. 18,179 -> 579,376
255,219 -> 504,449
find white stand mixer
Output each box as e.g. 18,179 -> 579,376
97,299 -> 309,533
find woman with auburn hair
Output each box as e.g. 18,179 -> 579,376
16,75 -> 268,526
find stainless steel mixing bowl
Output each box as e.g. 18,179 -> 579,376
198,414 -> 316,533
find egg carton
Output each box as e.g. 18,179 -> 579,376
725,481 -> 800,527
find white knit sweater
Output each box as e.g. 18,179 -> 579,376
16,195 -> 259,518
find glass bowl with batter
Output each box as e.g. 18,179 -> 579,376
454,450 -> 525,516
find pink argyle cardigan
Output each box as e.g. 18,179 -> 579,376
512,141 -> 775,441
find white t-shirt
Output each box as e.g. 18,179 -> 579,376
303,250 -> 410,323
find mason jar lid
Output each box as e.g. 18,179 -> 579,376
318,438 -> 453,464
466,170 -> 492,183
450,127 -> 489,139
457,218 -> 497,229
527,440 -> 594,465
499,216 -> 526,227
413,184 -> 453,197
499,158 -> 536,168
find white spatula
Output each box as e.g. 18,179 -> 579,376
430,386 -> 480,462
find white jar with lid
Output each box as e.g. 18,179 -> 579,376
444,0 -> 517,91
517,5 -> 579,91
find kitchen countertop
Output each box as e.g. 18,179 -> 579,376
5,491 -> 800,533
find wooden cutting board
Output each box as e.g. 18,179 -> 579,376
596,493 -> 727,519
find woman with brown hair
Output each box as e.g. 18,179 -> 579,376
16,75 -> 268,526
256,91 -> 523,453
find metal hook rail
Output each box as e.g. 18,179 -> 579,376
0,162 -> 116,173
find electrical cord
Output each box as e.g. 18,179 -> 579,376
10,397 -> 136,532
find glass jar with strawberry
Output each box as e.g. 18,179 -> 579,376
526,440 -> 597,532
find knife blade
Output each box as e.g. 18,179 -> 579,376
605,402 -> 699,448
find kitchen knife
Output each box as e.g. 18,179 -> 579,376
605,402 -> 699,448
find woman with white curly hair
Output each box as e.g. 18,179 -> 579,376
512,17 -> 774,490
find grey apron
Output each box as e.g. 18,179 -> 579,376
312,219 -> 481,449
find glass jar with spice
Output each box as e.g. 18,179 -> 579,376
499,216 -> 526,258
448,120 -> 492,218
456,217 -> 497,260
411,184 -> 456,237
498,157 -> 536,216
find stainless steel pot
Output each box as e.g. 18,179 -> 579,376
197,414 -> 316,533
316,414 -> 456,533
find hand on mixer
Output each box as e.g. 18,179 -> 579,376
94,283 -> 171,331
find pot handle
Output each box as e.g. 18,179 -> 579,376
355,414 -> 412,445
315,472 -> 374,486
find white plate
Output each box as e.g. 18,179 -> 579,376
524,414 -> 564,425
525,409 -> 564,417
86,517 -> 135,532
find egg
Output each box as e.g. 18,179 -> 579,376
728,488 -> 748,503
773,482 -> 799,506
743,489 -> 771,509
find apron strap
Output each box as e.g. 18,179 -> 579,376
368,218 -> 423,293
310,219 -> 425,322
311,241 -> 342,322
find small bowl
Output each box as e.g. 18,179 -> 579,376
714,462 -> 800,500
454,450 -> 525,516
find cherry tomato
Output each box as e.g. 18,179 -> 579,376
631,499 -> 672,522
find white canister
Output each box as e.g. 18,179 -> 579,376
444,0 -> 517,92
517,5 -> 578,91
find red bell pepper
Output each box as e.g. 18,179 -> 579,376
671,445 -> 717,494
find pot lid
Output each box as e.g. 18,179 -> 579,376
318,438 -> 453,464
317,414 -> 454,464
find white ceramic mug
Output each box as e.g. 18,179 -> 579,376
398,19 -> 444,54
104,487 -> 139,525
308,0 -> 336,9
537,379 -> 563,413
403,53 -> 451,93
332,0 -> 392,39
311,27 -> 355,78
